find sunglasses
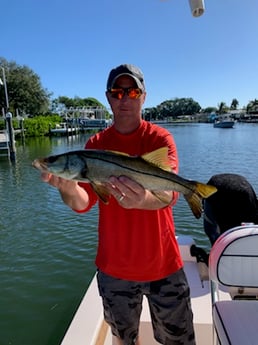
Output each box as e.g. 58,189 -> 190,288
109,87 -> 143,100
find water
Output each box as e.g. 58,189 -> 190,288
1,123 -> 258,345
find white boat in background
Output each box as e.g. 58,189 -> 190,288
60,225 -> 258,345
79,118 -> 110,130
213,115 -> 235,128
50,122 -> 79,136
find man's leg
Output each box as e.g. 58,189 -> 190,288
97,271 -> 143,345
147,269 -> 196,345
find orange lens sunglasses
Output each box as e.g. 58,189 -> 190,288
109,87 -> 142,100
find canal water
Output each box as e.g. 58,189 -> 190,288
1,123 -> 258,345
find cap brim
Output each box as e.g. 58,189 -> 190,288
110,73 -> 144,91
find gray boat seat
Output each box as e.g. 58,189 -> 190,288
209,225 -> 258,345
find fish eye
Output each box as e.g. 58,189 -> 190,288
48,156 -> 59,163
80,166 -> 89,178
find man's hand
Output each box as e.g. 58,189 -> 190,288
40,172 -> 89,211
41,172 -> 77,193
105,176 -> 172,210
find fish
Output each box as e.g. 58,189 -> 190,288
32,147 -> 217,219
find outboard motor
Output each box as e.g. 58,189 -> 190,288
203,173 -> 258,245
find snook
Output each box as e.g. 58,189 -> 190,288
32,147 -> 217,219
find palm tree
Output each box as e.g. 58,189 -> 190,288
230,99 -> 239,110
217,102 -> 228,114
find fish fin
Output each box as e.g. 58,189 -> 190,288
184,183 -> 217,219
91,182 -> 110,204
183,192 -> 203,219
141,147 -> 171,172
151,191 -> 172,204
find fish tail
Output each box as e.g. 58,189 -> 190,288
184,182 -> 217,219
195,182 -> 217,199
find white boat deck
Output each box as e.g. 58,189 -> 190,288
60,235 -> 232,345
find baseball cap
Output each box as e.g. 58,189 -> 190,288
106,64 -> 145,91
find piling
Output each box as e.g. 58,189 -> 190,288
6,112 -> 16,161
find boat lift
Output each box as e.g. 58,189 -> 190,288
0,112 -> 16,161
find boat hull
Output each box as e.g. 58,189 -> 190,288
213,121 -> 235,128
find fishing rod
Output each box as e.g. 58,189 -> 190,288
189,0 -> 205,17
161,0 -> 205,17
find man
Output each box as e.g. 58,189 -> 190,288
203,173 -> 258,245
41,64 -> 195,345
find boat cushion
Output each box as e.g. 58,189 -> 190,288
213,300 -> 258,345
209,225 -> 258,288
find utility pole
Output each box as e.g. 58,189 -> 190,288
1,67 -> 9,109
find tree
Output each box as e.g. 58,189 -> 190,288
0,57 -> 51,116
246,99 -> 258,114
217,102 -> 228,114
157,98 -> 201,119
203,107 -> 217,114
55,96 -> 104,109
142,107 -> 159,121
230,98 -> 239,110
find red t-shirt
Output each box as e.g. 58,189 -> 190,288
77,120 -> 183,281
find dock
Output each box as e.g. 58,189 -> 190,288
49,119 -> 111,136
0,113 -> 17,161
49,123 -> 80,136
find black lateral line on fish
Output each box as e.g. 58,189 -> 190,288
77,153 -> 89,169
82,153 -> 196,193
64,155 -> 70,172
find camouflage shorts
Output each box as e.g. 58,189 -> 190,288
97,269 -> 195,345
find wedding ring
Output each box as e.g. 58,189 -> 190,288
118,193 -> 125,202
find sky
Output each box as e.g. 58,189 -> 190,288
1,0 -> 258,110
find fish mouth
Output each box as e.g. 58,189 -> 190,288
32,158 -> 48,172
